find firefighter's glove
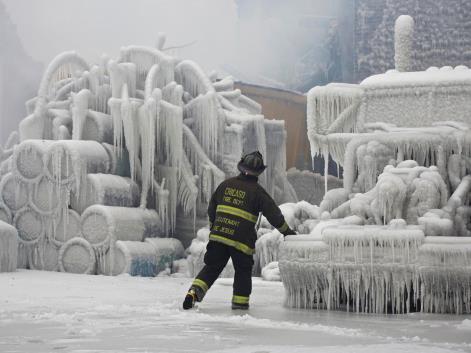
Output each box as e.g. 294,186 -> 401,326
283,227 -> 297,237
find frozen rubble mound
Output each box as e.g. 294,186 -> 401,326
0,36 -> 296,277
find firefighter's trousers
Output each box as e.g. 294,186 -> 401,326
192,240 -> 254,306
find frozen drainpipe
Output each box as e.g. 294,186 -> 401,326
394,15 -> 414,72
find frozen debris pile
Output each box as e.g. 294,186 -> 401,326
0,38 -> 294,276
277,154 -> 471,313
282,16 -> 471,314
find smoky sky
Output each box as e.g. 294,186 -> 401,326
3,0 -> 238,72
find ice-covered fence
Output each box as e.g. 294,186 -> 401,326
0,221 -> 18,272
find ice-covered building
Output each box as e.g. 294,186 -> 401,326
271,14 -> 471,314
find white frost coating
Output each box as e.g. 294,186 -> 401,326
161,82 -> 184,106
44,139 -> 111,219
138,95 -> 159,207
0,221 -> 18,272
101,143 -> 130,177
418,239 -> 471,314
119,45 -> 173,89
13,206 -> 45,245
261,261 -> 280,281
145,237 -> 185,273
29,239 -> 59,272
255,230 -> 283,273
13,140 -> 54,182
182,124 -> 225,204
51,208 -> 81,247
0,202 -> 12,224
175,60 -> 215,98
319,188 -> 349,213
187,227 -> 234,278
394,15 -> 414,72
81,205 -> 160,252
31,176 -> 67,215
120,87 -> 142,181
82,111 -> 113,144
37,51 -> 89,99
281,225 -> 425,313
0,173 -> 29,211
184,92 -> 220,163
71,173 -> 140,214
104,241 -> 158,276
59,237 -> 96,274
71,89 -> 91,140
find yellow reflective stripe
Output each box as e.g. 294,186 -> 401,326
232,295 -> 250,304
216,205 -> 258,223
192,279 -> 208,293
209,234 -> 255,255
278,221 -> 289,233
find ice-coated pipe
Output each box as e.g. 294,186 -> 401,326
59,237 -> 96,274
81,205 -> 161,252
0,221 -> 18,272
0,173 -> 30,211
394,15 -> 414,72
70,173 -> 140,214
12,140 -> 55,183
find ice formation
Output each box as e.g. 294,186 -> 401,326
0,39 -> 294,281
277,15 -> 471,314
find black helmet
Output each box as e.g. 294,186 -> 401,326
237,151 -> 267,176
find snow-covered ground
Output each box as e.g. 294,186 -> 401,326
1,270 -> 470,353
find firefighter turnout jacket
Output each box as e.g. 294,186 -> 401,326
208,174 -> 294,255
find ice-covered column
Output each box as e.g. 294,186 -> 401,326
394,15 -> 414,72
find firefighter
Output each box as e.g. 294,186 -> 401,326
183,151 -> 296,310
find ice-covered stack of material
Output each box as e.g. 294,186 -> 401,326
80,205 -> 161,274
4,39 -> 295,276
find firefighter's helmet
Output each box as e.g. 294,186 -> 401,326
237,151 -> 267,176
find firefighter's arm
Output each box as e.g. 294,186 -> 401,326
207,187 -> 218,228
259,189 -> 296,236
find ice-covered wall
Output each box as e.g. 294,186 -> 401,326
355,0 -> 471,80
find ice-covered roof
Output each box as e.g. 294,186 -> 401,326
361,65 -> 471,86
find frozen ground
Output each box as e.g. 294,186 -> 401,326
0,270 -> 470,353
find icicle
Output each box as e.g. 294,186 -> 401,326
71,89 -> 91,140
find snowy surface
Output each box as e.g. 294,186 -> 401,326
0,270 -> 470,353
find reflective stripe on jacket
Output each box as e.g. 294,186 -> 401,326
207,174 -> 290,255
